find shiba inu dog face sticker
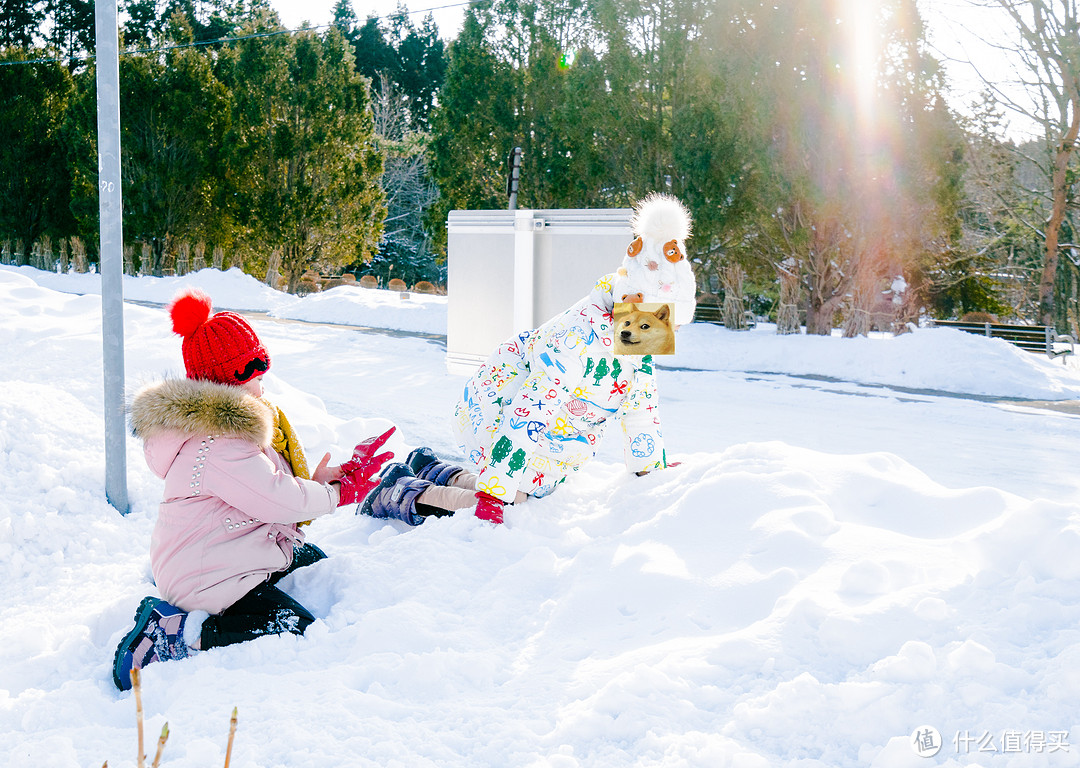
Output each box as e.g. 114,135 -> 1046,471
613,302 -> 676,356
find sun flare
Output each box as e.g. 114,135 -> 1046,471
845,0 -> 881,124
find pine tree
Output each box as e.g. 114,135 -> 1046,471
122,0 -> 160,48
392,14 -> 446,132
351,16 -> 395,81
0,0 -> 42,49
711,0 -> 946,334
0,50 -> 76,257
43,0 -> 95,63
219,19 -> 385,290
428,8 -> 515,254
332,0 -> 358,37
122,14 -> 230,273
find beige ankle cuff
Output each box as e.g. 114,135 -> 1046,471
418,485 -> 476,511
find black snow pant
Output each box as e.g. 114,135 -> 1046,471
199,542 -> 327,651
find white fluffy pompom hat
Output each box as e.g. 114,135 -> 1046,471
611,193 -> 696,325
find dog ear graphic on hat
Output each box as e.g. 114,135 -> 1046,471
611,193 -> 696,327
169,288 -> 271,385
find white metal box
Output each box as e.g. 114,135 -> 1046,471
446,208 -> 632,373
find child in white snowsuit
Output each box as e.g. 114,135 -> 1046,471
359,194 -> 696,524
112,289 -> 393,691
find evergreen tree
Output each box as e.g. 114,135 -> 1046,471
589,0 -> 706,199
341,7 -> 447,287
669,52 -> 769,294
916,97 -> 1010,319
332,0 -> 359,39
130,16 -> 229,272
122,0 -> 160,48
348,9 -> 445,133
62,65 -> 101,248
0,0 -> 41,48
428,0 -> 709,224
159,0 -> 235,42
121,0 -> 237,50
65,12 -> 233,273
194,0 -> 238,42
43,0 -> 95,63
428,8 -> 516,254
352,15 -> 395,81
393,14 -> 446,131
473,0 -> 600,208
219,18 -> 385,290
0,50 -> 76,258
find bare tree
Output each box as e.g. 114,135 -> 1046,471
771,201 -> 861,336
967,1 -> 1080,324
842,269 -> 876,338
776,263 -> 801,334
720,264 -> 748,330
368,75 -> 441,286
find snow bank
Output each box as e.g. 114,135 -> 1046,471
671,322 -> 1080,401
0,264 -> 446,334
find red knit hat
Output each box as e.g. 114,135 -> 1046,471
168,289 -> 270,385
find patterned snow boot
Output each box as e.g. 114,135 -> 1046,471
406,446 -> 465,486
113,596 -> 190,691
358,463 -> 433,526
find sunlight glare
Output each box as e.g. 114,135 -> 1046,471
845,0 -> 880,128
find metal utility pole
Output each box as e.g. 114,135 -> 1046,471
95,0 -> 130,514
507,147 -> 523,210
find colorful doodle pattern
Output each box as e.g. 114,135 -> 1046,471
452,274 -> 666,502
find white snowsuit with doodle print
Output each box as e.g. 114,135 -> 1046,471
453,274 -> 666,504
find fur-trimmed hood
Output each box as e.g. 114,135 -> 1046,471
131,378 -> 274,447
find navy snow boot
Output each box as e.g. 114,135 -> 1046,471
358,463 -> 432,526
113,596 -> 190,691
406,447 -> 465,486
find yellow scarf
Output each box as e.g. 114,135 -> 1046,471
263,399 -> 314,526
264,400 -> 310,480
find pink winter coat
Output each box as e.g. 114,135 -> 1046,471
131,378 -> 338,614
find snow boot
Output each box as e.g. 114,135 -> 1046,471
113,596 -> 190,691
406,446 -> 465,486
358,463 -> 432,526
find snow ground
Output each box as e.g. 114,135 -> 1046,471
2,264 -> 1079,768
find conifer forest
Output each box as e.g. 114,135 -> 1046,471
3,0 -> 1080,335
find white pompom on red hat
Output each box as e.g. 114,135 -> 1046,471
611,193 -> 697,325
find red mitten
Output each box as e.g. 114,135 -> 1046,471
340,426 -> 396,477
335,470 -> 378,507
474,491 -> 505,524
